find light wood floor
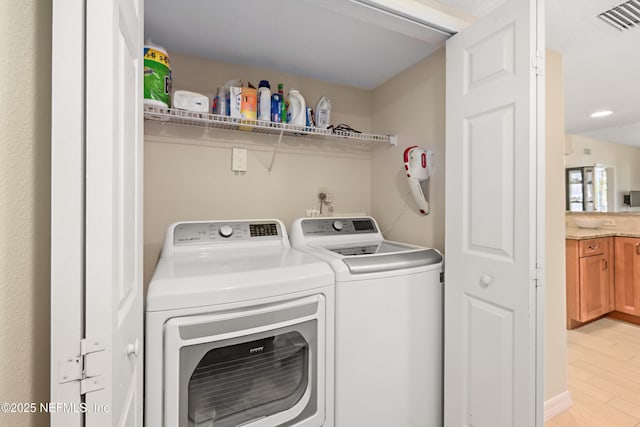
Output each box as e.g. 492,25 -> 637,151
546,318 -> 640,427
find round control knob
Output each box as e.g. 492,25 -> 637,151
218,224 -> 234,238
332,220 -> 344,232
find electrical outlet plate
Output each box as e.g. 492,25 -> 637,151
232,148 -> 247,172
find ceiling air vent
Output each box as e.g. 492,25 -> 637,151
598,0 -> 640,31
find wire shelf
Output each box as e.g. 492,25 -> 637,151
144,105 -> 396,145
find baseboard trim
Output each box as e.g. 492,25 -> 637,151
608,311 -> 640,326
544,390 -> 572,421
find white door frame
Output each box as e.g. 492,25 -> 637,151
50,0 -> 85,425
51,0 -> 144,425
50,1 -> 544,425
535,1 -> 546,425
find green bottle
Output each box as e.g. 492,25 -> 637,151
278,83 -> 287,123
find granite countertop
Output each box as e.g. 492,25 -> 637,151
566,227 -> 640,240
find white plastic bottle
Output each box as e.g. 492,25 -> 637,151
257,80 -> 271,121
286,89 -> 306,126
315,96 -> 332,129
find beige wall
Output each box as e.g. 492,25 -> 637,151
545,50 -> 569,401
145,49 -> 448,284
169,51 -> 373,134
566,134 -> 640,211
0,1 -> 51,426
370,49 -> 446,251
144,53 -> 375,284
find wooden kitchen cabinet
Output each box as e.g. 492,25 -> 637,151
614,237 -> 640,315
566,237 -> 614,329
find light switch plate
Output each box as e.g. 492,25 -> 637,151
232,148 -> 247,172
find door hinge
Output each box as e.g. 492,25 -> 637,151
533,51 -> 545,76
58,336 -> 105,395
531,264 -> 544,287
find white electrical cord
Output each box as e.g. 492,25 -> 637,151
382,190 -> 411,235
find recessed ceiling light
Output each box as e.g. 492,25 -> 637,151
590,110 -> 613,118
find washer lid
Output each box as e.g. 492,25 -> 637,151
290,216 -> 443,276
339,247 -> 443,275
146,247 -> 334,312
326,240 -> 412,256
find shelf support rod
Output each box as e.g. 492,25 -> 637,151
268,129 -> 284,174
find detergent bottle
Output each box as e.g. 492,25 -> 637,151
278,83 -> 287,123
286,90 -> 306,126
257,80 -> 271,121
143,41 -> 172,108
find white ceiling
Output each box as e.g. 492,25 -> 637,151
145,0 -> 640,147
144,0 -> 453,89
435,0 -> 640,147
546,0 -> 640,147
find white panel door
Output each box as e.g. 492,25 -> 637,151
444,0 -> 544,426
85,0 -> 144,425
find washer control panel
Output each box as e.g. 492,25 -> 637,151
174,221 -> 281,245
300,217 -> 378,236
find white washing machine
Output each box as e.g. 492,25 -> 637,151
289,216 -> 443,427
145,219 -> 335,427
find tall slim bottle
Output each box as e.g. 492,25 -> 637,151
278,83 -> 287,123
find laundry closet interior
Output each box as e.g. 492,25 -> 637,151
49,0 -> 548,425
142,0 -> 451,286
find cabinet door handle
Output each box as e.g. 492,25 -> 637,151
636,243 -> 640,255
602,259 -> 608,270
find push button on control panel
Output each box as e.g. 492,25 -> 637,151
218,224 -> 234,238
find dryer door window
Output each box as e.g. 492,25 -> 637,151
163,295 -> 325,427
186,329 -> 311,427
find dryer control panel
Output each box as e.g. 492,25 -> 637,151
173,220 -> 282,245
299,217 -> 379,236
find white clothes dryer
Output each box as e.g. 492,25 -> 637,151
289,216 -> 443,427
145,219 -> 335,427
